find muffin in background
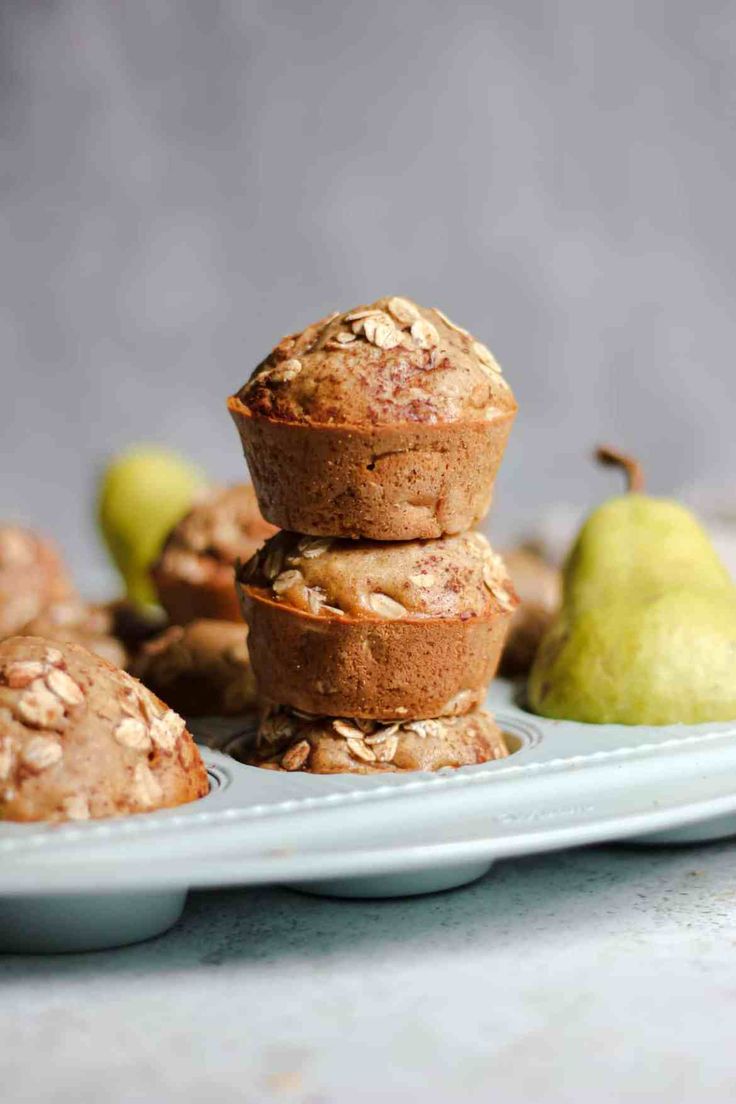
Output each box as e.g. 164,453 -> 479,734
133,619 -> 257,717
152,483 -> 277,624
499,544 -> 562,678
21,599 -> 128,669
0,636 -> 208,822
237,529 -> 518,720
0,525 -> 76,640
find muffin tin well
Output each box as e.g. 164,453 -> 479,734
2,678 -> 736,952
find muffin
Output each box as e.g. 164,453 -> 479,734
237,530 -> 518,720
0,525 -> 76,639
232,705 -> 508,773
0,636 -> 208,822
499,544 -> 562,677
133,619 -> 257,717
21,599 -> 128,669
228,297 -> 517,540
152,483 -> 276,624
105,599 -> 169,658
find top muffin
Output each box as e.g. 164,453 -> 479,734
236,297 -> 514,427
228,297 -> 517,540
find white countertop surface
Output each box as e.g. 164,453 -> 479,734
3,840 -> 735,1103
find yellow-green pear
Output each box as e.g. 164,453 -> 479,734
97,446 -> 205,607
528,447 -> 736,725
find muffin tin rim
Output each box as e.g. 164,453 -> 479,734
2,682 -> 736,855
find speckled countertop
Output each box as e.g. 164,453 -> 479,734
3,841 -> 736,1103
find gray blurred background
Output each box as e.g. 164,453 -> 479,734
2,0 -> 734,591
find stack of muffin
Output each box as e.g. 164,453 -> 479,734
227,296 -> 519,774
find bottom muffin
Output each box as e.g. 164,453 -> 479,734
233,706 -> 508,774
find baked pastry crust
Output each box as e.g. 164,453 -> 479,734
233,705 -> 508,774
237,531 -> 517,720
0,526 -> 76,640
152,484 -> 276,624
0,636 -> 208,822
228,297 -> 516,540
133,619 -> 257,717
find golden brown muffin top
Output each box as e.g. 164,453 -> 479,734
234,296 -> 516,427
0,635 -> 207,822
233,705 -> 508,773
156,484 -> 276,580
239,530 -> 516,620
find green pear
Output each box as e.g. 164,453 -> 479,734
528,447 -> 736,725
97,446 -> 205,607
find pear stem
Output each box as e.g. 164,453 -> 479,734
595,446 -> 645,493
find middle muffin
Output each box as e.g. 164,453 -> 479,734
236,530 -> 518,720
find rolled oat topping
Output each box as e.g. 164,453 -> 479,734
16,682 -> 66,730
241,530 -> 516,622
5,661 -> 46,688
297,537 -> 331,559
21,735 -> 63,772
272,569 -> 304,595
347,738 -> 376,762
473,341 -> 502,375
332,719 -> 365,740
267,358 -> 303,383
114,717 -> 151,751
45,668 -> 84,707
150,710 -> 185,751
387,296 -> 421,325
236,295 -> 514,428
133,761 -> 163,807
367,593 -> 407,619
433,307 -> 470,336
281,739 -> 310,771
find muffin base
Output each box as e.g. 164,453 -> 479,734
239,585 -> 512,720
227,400 -> 516,540
234,707 -> 508,773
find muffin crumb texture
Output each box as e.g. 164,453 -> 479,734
0,636 -> 208,822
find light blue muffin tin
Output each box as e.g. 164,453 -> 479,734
2,679 -> 736,953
